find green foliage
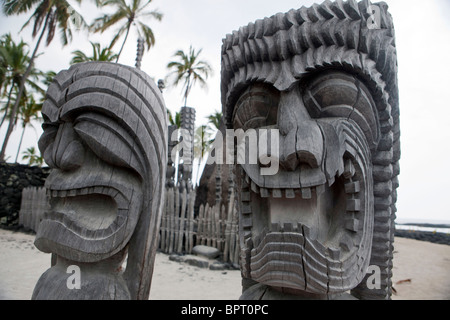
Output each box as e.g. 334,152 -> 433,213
166,45 -> 213,107
207,111 -> 222,131
167,108 -> 181,128
3,0 -> 87,47
22,146 -> 44,166
90,0 -> 163,62
71,41 -> 119,64
1,0 -> 87,161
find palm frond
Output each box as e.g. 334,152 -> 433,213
138,22 -> 155,51
2,0 -> 39,15
139,9 -> 163,21
90,10 -> 127,33
165,45 -> 213,106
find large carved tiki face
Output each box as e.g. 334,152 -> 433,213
35,62 -> 167,299
221,0 -> 400,299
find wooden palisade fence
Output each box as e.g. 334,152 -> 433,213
19,187 -> 48,232
159,183 -> 196,255
158,163 -> 240,264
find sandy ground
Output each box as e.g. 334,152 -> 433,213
0,228 -> 449,300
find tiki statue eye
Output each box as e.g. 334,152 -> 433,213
233,83 -> 280,131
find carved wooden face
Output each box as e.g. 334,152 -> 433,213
233,71 -> 377,294
34,68 -> 151,263
36,118 -> 143,262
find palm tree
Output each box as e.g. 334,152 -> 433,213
166,45 -> 213,107
71,41 -> 119,65
15,93 -> 42,162
193,124 -> 211,185
0,36 -> 7,96
1,0 -> 86,161
0,34 -> 43,128
167,108 -> 181,128
206,111 -> 223,146
90,0 -> 163,63
207,111 -> 222,130
22,146 -> 43,166
41,70 -> 56,87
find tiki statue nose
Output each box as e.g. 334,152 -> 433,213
281,120 -> 324,171
278,90 -> 324,171
48,122 -> 85,171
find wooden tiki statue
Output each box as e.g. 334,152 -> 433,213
221,0 -> 400,300
32,62 -> 168,300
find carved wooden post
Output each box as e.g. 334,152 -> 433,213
159,188 -> 168,252
186,184 -> 196,253
179,106 -> 196,182
197,204 -> 205,245
221,0 -> 400,300
32,62 -> 168,300
206,205 -> 212,247
177,187 -> 187,253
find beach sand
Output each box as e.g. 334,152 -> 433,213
0,228 -> 449,300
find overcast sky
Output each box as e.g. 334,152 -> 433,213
1,0 -> 449,223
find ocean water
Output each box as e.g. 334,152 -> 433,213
395,218 -> 450,234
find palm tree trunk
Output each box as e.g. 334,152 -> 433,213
184,74 -> 191,107
115,23 -> 131,63
0,84 -> 15,128
14,125 -> 26,163
0,12 -> 49,161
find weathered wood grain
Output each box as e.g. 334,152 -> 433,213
221,0 -> 400,300
32,62 -> 168,300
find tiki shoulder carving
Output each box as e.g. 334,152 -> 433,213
32,62 -> 168,300
221,0 -> 400,300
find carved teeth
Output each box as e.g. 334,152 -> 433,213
78,188 -> 89,196
244,173 -> 362,204
302,225 -> 311,238
343,159 -> 356,179
48,187 -> 120,199
248,184 -> 325,200
94,186 -> 104,194
345,218 -> 359,233
271,223 -> 282,232
328,247 -> 341,261
283,222 -> 293,232
316,184 -> 325,196
272,189 -> 282,198
347,199 -> 361,212
245,237 -> 253,249
301,187 -> 312,200
241,191 -> 251,201
345,181 -> 360,194
251,181 -> 260,194
244,172 -> 250,184
269,222 -> 301,233
285,189 -> 295,199
260,188 -> 269,198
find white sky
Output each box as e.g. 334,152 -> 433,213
0,0 -> 449,222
